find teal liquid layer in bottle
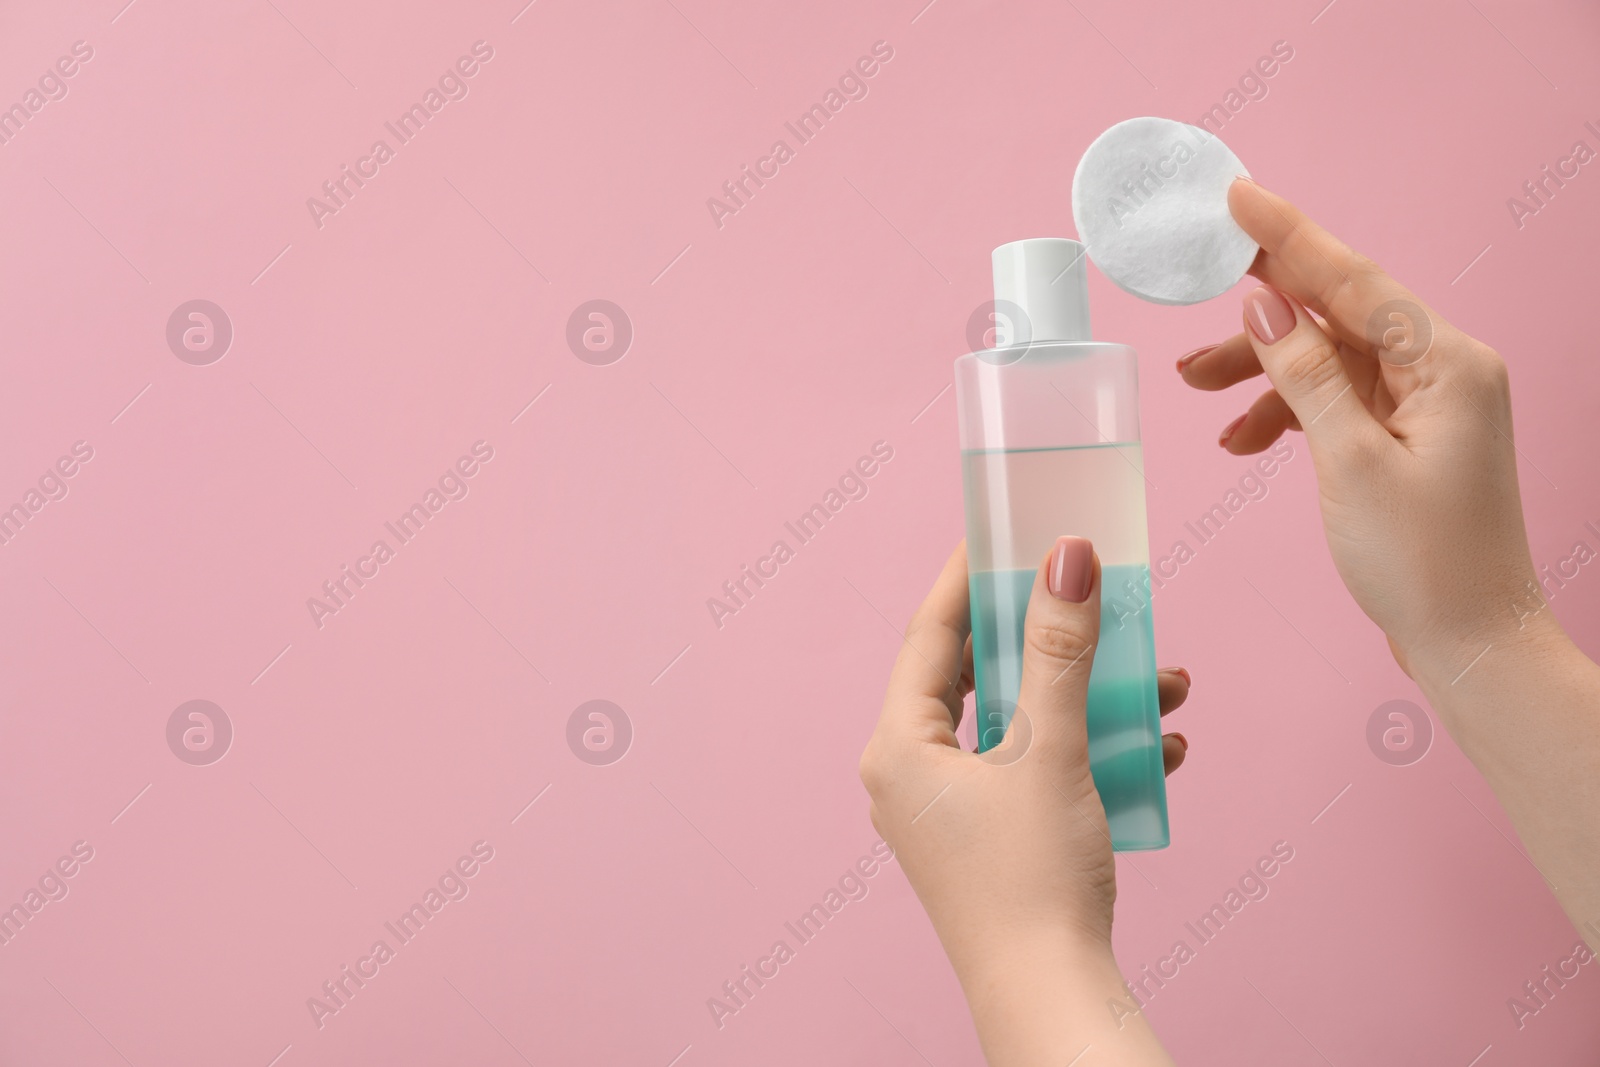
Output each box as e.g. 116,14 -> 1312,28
955,241 -> 1169,851
964,450 -> 1167,850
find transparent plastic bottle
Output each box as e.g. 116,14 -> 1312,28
956,238 -> 1169,851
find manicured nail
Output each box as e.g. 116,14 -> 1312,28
1174,733 -> 1188,751
1048,535 -> 1094,603
1244,285 -> 1295,345
1218,413 -> 1246,447
1176,345 -> 1217,373
1234,173 -> 1255,185
1162,666 -> 1192,686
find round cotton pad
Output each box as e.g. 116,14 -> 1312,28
1071,117 -> 1257,306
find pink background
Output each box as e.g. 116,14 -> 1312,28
2,0 -> 1598,1063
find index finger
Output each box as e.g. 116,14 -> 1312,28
1229,178 -> 1440,373
878,541 -> 971,739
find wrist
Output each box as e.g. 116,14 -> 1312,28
1411,605 -> 1578,721
955,927 -> 1172,1066
1407,586 -> 1572,697
955,921 -> 1115,994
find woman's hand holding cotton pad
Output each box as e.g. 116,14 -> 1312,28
1071,116 -> 1258,306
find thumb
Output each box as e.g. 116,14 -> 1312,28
1009,536 -> 1101,765
1241,284 -> 1391,462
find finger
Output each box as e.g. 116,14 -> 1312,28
1179,302 -> 1364,392
1162,733 -> 1188,776
1176,333 -> 1263,391
1240,284 -> 1394,463
1252,269 -> 1380,357
1014,536 -> 1101,759
1157,667 -> 1191,716
951,633 -> 975,736
1230,178 -> 1443,390
959,633 -> 975,696
1220,387 -> 1301,455
880,542 -> 971,742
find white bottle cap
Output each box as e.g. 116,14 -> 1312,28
991,237 -> 1092,345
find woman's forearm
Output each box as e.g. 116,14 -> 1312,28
1413,612 -> 1600,946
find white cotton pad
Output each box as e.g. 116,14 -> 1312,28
1071,117 -> 1258,306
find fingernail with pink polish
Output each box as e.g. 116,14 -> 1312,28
1048,536 -> 1094,603
1219,414 -> 1246,447
1176,345 -> 1216,373
1244,285 -> 1295,345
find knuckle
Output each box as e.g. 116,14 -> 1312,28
857,744 -> 884,796
858,737 -> 908,800
1457,344 -> 1514,422
867,803 -> 889,842
1349,252 -> 1388,288
1279,334 -> 1344,395
1320,250 -> 1380,310
1475,345 -> 1510,390
902,607 -> 930,647
1348,254 -> 1393,302
1025,617 -> 1095,667
902,606 -> 949,650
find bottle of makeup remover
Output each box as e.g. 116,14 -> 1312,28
957,238 -> 1169,850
